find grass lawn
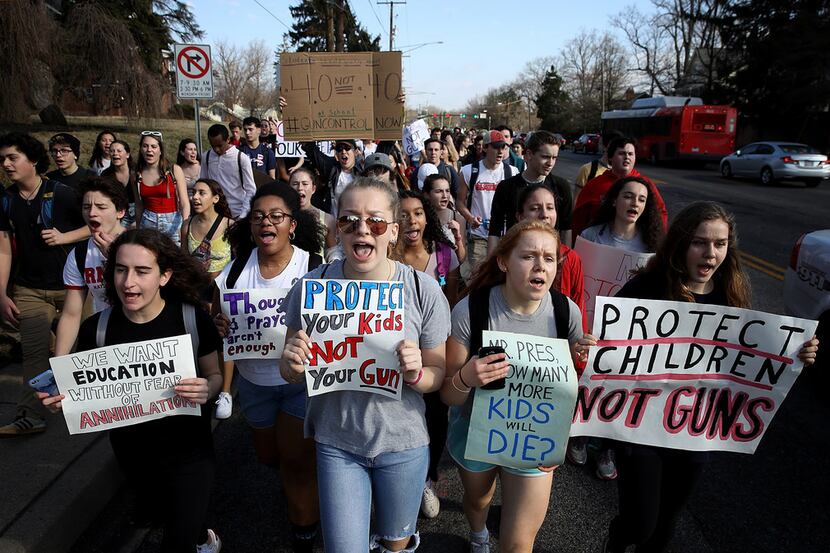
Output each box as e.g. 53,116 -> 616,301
0,115 -> 210,174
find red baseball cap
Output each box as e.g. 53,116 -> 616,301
482,130 -> 507,147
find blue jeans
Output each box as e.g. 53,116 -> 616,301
140,210 -> 182,246
316,442 -> 428,553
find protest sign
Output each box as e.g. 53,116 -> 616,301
50,335 -> 200,435
464,331 -> 578,469
301,279 -> 406,398
571,297 -> 818,453
274,120 -> 306,158
220,288 -> 290,360
403,119 -> 430,157
574,236 -> 654,329
280,51 -> 403,140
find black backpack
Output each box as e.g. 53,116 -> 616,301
224,249 -> 324,289
467,285 -> 570,360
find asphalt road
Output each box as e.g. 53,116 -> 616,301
70,153 -> 830,553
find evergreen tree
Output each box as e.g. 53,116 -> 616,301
535,66 -> 572,132
285,0 -> 380,52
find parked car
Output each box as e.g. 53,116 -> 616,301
720,142 -> 830,187
573,133 -> 600,154
784,229 -> 829,369
552,133 -> 567,147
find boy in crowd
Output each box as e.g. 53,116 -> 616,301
45,133 -> 95,191
240,116 -> 277,185
200,124 -> 257,219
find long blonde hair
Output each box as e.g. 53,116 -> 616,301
462,219 -> 560,298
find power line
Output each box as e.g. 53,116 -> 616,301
250,0 -> 291,30
366,0 -> 389,38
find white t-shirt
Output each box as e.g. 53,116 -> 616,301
215,246 -> 311,386
461,161 -> 515,238
332,170 -> 355,216
63,240 -> 109,313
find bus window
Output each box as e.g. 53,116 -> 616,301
692,112 -> 727,132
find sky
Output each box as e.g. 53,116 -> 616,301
196,0 -> 655,111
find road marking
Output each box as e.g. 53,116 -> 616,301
738,251 -> 785,281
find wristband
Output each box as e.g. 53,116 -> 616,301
404,368 -> 423,386
458,367 -> 471,389
451,373 -> 470,394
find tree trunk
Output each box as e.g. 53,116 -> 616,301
326,4 -> 335,52
335,0 -> 345,52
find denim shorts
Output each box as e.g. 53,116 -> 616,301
140,210 -> 182,246
236,376 -> 307,428
446,405 -> 549,477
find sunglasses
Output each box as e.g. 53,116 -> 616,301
335,144 -> 353,152
337,215 -> 392,236
140,130 -> 163,139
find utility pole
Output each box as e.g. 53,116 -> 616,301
378,1 -> 406,51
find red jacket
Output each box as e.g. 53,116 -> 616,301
555,244 -> 588,375
571,168 -> 669,240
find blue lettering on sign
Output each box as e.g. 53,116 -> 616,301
487,429 -> 557,463
303,280 -> 324,309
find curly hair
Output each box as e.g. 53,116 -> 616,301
589,176 -> 665,251
639,201 -> 751,307
0,132 -> 50,174
81,176 -> 130,212
193,178 -> 232,220
227,180 -> 324,258
396,189 -> 453,254
104,229 -> 210,308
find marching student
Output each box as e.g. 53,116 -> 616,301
88,130 -> 117,175
280,177 -> 451,553
134,131 -> 190,245
101,140 -> 137,228
181,178 -> 233,281
575,202 -> 819,553
55,177 -> 128,357
40,229 -> 223,553
176,138 -> 202,197
213,182 -> 324,552
421,173 -> 466,263
288,167 -> 337,259
395,189 -> 462,520
440,219 -> 584,553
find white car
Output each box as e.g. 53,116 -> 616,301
784,229 -> 829,367
720,142 -> 830,187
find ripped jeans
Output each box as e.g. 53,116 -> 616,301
316,442 -> 428,552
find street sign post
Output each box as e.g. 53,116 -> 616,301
174,44 -> 215,154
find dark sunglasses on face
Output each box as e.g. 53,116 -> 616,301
337,215 -> 391,235
335,144 -> 353,152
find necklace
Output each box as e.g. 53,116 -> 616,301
20,180 -> 42,205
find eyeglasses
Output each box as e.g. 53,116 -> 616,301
140,131 -> 163,139
49,148 -> 74,157
335,144 -> 353,152
337,215 -> 392,235
250,211 -> 293,226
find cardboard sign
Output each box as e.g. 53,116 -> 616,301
574,236 -> 654,329
50,335 -> 200,435
571,297 -> 819,453
280,51 -> 403,140
301,279 -> 406,398
220,288 -> 290,360
403,119 -> 430,157
464,331 -> 578,469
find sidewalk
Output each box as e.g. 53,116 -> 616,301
0,359 -> 123,553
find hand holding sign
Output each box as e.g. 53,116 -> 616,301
174,377 -> 211,404
280,329 -> 313,384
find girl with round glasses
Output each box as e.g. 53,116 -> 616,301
280,177 -> 451,553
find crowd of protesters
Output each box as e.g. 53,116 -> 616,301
0,109 -> 819,553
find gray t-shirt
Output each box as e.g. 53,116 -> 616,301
281,260 -> 451,457
580,223 -> 650,253
451,285 -> 582,419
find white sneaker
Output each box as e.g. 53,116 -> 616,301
596,449 -> 618,480
214,392 -> 232,420
420,480 -> 440,518
196,528 -> 222,553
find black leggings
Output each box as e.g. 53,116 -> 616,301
607,444 -> 706,553
423,390 -> 449,482
111,435 -> 216,552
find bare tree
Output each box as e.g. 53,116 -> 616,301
612,6 -> 674,94
216,40 -> 279,114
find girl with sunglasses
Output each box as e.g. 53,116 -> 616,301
134,132 -> 190,246
577,202 -> 819,553
441,219 -> 585,553
280,177 -> 451,553
40,229 -> 223,553
213,182 -> 324,551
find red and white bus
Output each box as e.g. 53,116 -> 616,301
601,97 -> 737,164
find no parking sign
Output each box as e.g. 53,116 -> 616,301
175,44 -> 214,99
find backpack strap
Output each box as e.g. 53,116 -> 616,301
549,289 -> 570,340
410,265 -> 424,314
225,248 -> 252,289
434,242 -> 451,287
588,159 -> 599,182
502,159 -> 511,180
237,149 -> 243,187
320,263 -> 330,278
466,161 -> 480,209
1,194 -> 12,232
308,253 -> 323,272
182,303 -> 200,361
96,307 -> 113,348
40,180 -> 58,229
74,238 -> 90,279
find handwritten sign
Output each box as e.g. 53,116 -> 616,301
464,331 -> 578,469
574,236 -> 653,329
280,51 -> 403,140
220,288 -> 290,360
571,297 -> 818,453
403,119 -> 430,157
301,279 -> 406,398
274,120 -> 307,158
50,335 -> 200,435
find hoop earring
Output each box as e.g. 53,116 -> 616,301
289,230 -> 296,241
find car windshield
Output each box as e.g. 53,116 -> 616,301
779,144 -> 820,154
